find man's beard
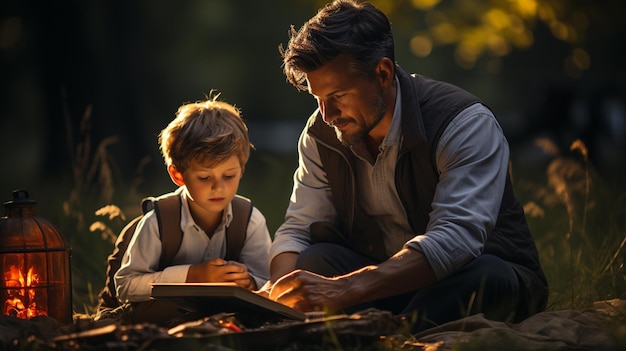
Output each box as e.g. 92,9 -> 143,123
336,96 -> 386,147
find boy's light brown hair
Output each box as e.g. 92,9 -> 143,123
159,96 -> 252,172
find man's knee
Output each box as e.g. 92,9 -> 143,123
296,243 -> 375,277
296,243 -> 339,273
453,254 -> 521,320
403,254 -> 522,331
469,254 -> 520,297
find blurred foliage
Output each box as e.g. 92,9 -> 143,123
362,0 -> 597,76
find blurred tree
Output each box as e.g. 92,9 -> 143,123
345,0 -> 608,78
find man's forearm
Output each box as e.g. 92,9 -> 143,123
341,247 -> 437,305
269,252 -> 300,282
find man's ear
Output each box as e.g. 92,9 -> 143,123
167,164 -> 185,186
376,57 -> 395,88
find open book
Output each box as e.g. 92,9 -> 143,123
151,283 -> 307,322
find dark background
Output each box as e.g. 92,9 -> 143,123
1,0 -> 625,312
1,0 -> 625,247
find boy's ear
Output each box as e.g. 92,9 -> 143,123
167,164 -> 185,186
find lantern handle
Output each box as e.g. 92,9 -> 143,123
7,189 -> 36,205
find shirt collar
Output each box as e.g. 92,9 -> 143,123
382,77 -> 403,148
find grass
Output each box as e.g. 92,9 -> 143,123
514,138 -> 626,311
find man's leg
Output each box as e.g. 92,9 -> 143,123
401,254 -> 521,332
297,245 -> 521,325
296,242 -> 375,277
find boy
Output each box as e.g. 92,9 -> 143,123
114,96 -> 271,325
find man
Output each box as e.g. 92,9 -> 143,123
267,0 -> 548,331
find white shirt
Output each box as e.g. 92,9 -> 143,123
115,187 -> 271,302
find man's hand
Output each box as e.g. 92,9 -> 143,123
255,280 -> 272,298
187,258 -> 255,290
269,269 -> 351,313
267,248 -> 437,313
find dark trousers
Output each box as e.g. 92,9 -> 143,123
296,243 -> 525,332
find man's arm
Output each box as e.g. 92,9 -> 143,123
348,247 -> 436,303
269,247 -> 436,312
406,104 -> 509,279
269,121 -> 337,281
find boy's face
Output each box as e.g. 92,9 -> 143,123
175,155 -> 243,217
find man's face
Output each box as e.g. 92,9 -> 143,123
305,55 -> 387,146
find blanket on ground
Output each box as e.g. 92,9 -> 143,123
407,299 -> 625,351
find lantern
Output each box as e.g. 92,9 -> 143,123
0,190 -> 72,324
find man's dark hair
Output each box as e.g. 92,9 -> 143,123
280,0 -> 395,91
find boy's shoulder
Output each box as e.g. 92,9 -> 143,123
230,194 -> 253,221
145,191 -> 182,210
232,193 -> 252,204
139,191 -> 183,226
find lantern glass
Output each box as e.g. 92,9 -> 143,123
0,190 -> 72,324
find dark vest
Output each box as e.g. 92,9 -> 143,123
307,66 -> 547,294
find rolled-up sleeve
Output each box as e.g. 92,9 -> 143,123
270,123 -> 338,261
405,103 -> 509,280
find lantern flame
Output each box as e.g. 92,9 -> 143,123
3,265 -> 47,319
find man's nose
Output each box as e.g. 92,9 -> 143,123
319,100 -> 339,124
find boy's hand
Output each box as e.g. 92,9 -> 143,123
226,260 -> 256,290
187,258 -> 255,290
